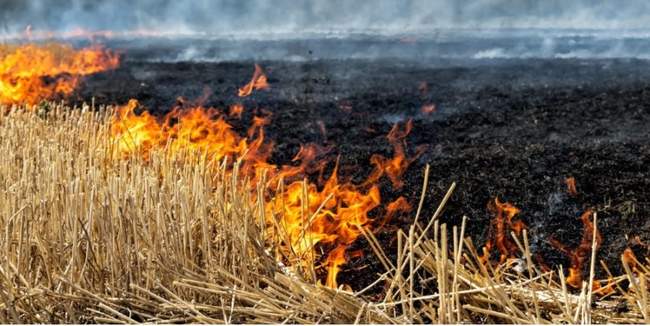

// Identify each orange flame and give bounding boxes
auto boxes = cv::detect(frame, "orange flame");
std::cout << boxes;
[267,166,382,287]
[565,177,577,196]
[112,99,272,178]
[238,64,269,97]
[479,198,525,265]
[0,42,119,105]
[365,119,426,189]
[110,92,418,288]
[592,277,616,296]
[381,197,412,228]
[421,104,436,115]
[623,248,639,272]
[550,209,602,288]
[110,99,162,156]
[229,103,244,119]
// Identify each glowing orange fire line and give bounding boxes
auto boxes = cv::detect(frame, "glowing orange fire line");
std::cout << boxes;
[110,90,420,288]
[0,42,119,105]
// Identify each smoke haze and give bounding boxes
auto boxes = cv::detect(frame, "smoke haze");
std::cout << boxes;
[4,1,650,61]
[2,0,650,35]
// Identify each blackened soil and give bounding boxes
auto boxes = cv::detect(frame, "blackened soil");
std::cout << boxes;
[78,56,650,290]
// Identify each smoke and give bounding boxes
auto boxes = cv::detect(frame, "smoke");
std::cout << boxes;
[4,1,650,61]
[2,0,650,36]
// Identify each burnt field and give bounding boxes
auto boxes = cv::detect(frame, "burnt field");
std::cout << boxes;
[78,51,650,288]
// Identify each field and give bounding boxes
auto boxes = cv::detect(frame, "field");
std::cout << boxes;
[1,39,650,323]
[0,103,647,323]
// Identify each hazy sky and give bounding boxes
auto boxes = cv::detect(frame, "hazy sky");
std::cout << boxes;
[2,0,650,35]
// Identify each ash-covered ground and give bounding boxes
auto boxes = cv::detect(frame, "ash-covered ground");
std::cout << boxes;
[74,36,650,288]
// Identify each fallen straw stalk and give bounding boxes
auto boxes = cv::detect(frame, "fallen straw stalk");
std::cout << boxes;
[0,103,648,323]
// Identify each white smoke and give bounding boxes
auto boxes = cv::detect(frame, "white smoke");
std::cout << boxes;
[4,1,650,61]
[2,0,650,36]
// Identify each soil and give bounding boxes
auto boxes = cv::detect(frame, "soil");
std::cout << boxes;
[74,48,650,291]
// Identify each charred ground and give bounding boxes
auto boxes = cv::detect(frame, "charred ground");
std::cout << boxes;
[76,52,650,289]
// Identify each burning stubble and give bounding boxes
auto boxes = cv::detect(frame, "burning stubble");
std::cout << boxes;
[0,42,118,105]
[110,78,422,288]
[2,33,650,323]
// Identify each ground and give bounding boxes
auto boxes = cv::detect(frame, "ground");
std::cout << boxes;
[76,50,650,289]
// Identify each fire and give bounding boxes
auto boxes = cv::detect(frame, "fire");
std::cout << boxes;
[111,99,271,171]
[623,248,639,272]
[267,167,382,287]
[365,119,426,189]
[550,209,602,288]
[381,197,412,228]
[592,277,616,296]
[479,198,525,265]
[110,99,162,155]
[229,103,244,119]
[166,107,263,163]
[0,42,119,105]
[565,177,577,196]
[238,64,269,97]
[110,90,418,288]
[325,246,348,288]
[421,104,436,115]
